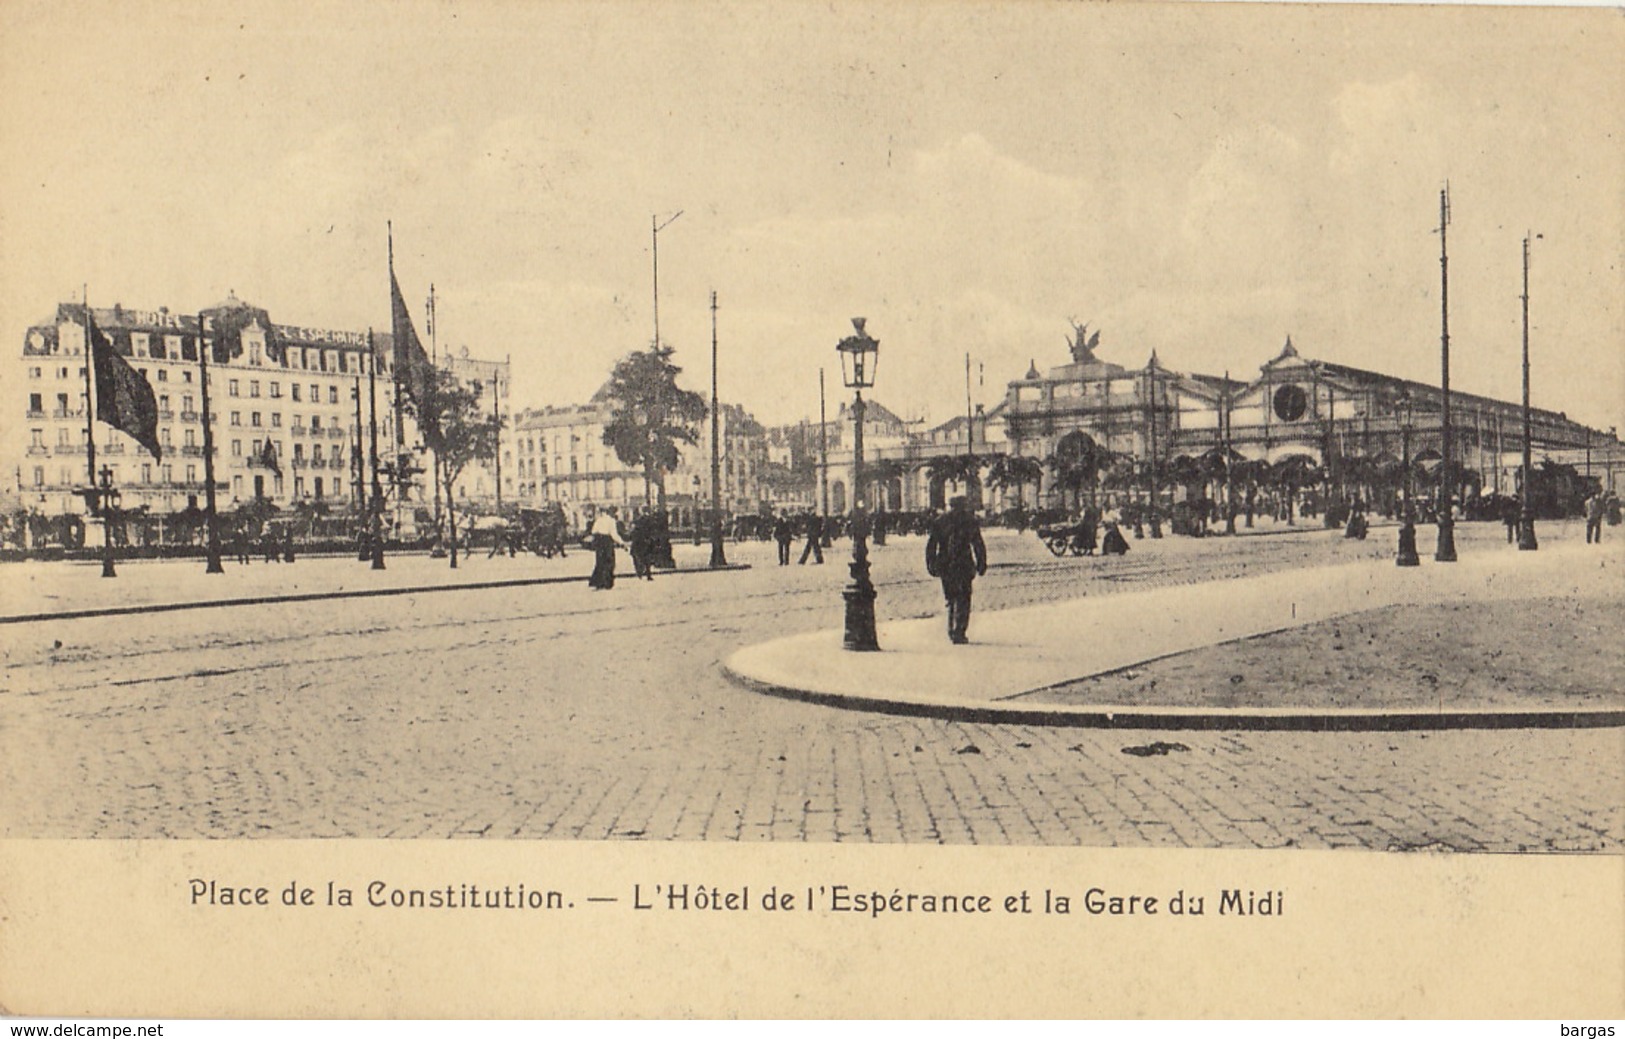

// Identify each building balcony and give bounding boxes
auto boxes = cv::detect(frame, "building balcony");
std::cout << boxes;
[310,458,327,469]
[291,457,308,470]
[26,445,49,456]
[52,408,83,420]
[181,445,204,457]
[103,442,125,454]
[158,409,174,420]
[291,425,308,436]
[180,410,200,422]
[328,428,345,440]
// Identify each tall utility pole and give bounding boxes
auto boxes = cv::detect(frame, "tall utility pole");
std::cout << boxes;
[352,377,364,514]
[965,353,977,508]
[80,287,98,496]
[367,330,385,570]
[196,311,224,573]
[1517,232,1541,551]
[965,353,975,458]
[492,369,503,511]
[1223,370,1236,535]
[1146,355,1162,538]
[1435,186,1458,562]
[709,292,726,567]
[652,211,683,350]
[426,284,444,555]
[1323,380,1336,521]
[819,367,830,544]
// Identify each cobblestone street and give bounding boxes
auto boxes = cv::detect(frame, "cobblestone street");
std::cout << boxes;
[2,523,1619,849]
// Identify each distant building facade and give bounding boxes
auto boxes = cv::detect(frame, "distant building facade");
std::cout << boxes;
[512,386,772,530]
[436,346,513,508]
[9,295,510,522]
[810,324,1621,515]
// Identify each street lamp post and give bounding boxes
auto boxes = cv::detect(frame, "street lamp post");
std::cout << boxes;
[837,318,880,652]
[97,464,119,578]
[1397,392,1420,567]
[1517,231,1541,551]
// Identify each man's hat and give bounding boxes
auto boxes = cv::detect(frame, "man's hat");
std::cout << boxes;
[949,495,968,509]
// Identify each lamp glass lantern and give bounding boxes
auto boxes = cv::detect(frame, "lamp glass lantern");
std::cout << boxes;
[837,317,879,390]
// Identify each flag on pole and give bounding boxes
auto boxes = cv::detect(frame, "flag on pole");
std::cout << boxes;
[390,265,440,449]
[86,308,161,461]
[259,438,282,476]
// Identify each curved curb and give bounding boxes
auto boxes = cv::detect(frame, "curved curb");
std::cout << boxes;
[720,659,1625,731]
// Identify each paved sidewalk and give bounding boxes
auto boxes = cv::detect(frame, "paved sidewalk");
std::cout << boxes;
[0,542,747,623]
[724,539,1624,728]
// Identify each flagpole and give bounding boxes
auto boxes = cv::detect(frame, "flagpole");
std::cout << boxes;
[197,311,224,573]
[80,287,119,577]
[368,329,386,570]
[388,223,407,539]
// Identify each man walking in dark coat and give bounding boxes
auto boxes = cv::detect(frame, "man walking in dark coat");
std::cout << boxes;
[628,509,658,580]
[798,510,824,564]
[773,513,796,565]
[925,495,987,644]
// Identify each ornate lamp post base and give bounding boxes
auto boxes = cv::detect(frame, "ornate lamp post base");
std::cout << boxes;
[1396,522,1420,567]
[842,546,880,651]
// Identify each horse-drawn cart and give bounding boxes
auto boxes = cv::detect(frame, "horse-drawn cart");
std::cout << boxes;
[1036,518,1098,557]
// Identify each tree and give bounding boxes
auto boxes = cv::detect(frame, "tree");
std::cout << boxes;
[1046,432,1112,510]
[600,345,708,514]
[410,367,503,568]
[985,453,1045,508]
[865,458,912,511]
[1269,453,1321,525]
[1199,445,1245,531]
[1232,458,1271,527]
[924,454,984,508]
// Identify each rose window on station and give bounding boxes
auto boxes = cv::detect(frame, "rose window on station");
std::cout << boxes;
[1273,384,1308,422]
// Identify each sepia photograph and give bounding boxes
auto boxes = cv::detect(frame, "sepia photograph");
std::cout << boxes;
[0,0,1620,1022]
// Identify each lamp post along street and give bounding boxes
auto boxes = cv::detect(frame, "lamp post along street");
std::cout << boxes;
[1518,232,1540,551]
[97,465,118,578]
[838,318,880,652]
[1397,392,1420,566]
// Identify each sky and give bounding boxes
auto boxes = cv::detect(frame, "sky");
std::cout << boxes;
[1,0,1620,434]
